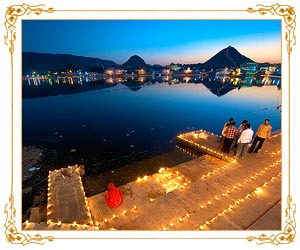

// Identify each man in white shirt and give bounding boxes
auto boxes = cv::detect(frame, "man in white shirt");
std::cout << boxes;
[235,123,254,159]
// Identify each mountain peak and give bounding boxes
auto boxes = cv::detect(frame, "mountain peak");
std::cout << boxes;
[226,46,239,52]
[131,55,142,58]
[122,55,147,69]
[204,46,254,68]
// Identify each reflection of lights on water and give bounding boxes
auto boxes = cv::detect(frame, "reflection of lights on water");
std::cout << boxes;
[106,78,114,84]
[262,77,271,85]
[138,77,145,82]
[183,77,191,83]
[163,76,170,82]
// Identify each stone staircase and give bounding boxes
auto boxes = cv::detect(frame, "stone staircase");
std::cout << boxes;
[23,133,281,231]
[87,134,281,230]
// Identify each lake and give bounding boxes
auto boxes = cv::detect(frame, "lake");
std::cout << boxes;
[22,76,281,171]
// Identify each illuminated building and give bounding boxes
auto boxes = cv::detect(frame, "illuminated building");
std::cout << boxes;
[170,65,181,71]
[184,67,192,74]
[163,69,171,75]
[115,69,124,75]
[240,62,257,75]
[136,69,145,75]
[105,69,114,76]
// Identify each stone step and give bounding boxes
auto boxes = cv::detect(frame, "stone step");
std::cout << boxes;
[198,175,281,230]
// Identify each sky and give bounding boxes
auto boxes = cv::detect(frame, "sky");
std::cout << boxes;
[22,20,281,65]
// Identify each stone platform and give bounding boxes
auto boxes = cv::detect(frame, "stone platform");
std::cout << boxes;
[46,165,93,225]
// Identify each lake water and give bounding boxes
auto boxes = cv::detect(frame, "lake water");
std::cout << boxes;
[22,77,281,171]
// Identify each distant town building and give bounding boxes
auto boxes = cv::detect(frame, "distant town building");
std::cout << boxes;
[104,68,124,76]
[169,65,181,71]
[257,65,280,76]
[184,67,193,74]
[268,66,277,74]
[259,66,268,71]
[215,67,230,76]
[240,62,257,75]
[105,69,114,75]
[136,69,145,75]
[115,69,124,75]
[163,69,171,75]
[273,67,281,76]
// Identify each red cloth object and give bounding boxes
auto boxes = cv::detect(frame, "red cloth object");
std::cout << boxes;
[104,183,123,208]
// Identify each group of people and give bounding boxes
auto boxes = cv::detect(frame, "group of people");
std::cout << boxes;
[218,118,272,159]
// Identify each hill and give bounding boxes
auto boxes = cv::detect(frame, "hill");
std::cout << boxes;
[203,46,254,68]
[22,52,118,74]
[122,55,148,69]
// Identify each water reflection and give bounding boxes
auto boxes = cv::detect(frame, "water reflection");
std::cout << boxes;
[22,75,281,99]
[23,78,281,172]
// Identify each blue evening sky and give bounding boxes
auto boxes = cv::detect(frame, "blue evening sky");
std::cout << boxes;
[22,20,281,65]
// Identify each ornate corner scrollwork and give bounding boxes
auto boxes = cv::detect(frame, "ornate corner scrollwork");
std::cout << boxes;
[4,195,54,245]
[247,3,296,246]
[4,3,54,245]
[4,3,54,54]
[247,195,296,245]
[248,3,296,55]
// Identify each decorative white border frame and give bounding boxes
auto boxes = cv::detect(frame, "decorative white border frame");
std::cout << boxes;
[0,1,297,248]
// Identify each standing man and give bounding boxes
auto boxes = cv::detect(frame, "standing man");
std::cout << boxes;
[221,121,238,154]
[233,119,248,151]
[248,119,272,154]
[224,118,234,128]
[237,120,248,134]
[235,123,254,158]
